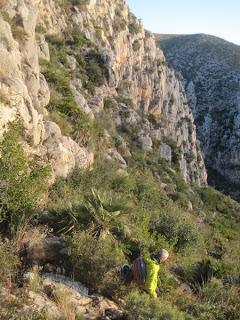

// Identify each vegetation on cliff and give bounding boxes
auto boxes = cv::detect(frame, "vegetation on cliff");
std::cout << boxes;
[0,1,239,319]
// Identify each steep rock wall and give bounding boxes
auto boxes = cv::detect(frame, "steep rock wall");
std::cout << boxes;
[0,0,207,185]
[157,34,240,196]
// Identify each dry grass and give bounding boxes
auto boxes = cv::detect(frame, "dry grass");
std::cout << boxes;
[14,225,48,253]
[28,265,42,292]
[54,286,76,320]
[53,285,76,320]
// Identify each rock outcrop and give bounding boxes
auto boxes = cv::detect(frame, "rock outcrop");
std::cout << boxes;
[1,273,125,319]
[0,0,93,180]
[0,0,207,184]
[157,33,240,197]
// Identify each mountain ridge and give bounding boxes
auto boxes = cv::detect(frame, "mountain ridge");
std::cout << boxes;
[156,32,240,198]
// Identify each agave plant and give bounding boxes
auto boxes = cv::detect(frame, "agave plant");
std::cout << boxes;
[47,203,81,235]
[83,189,129,238]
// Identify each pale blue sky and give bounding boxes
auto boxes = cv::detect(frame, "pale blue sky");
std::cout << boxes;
[125,0,240,45]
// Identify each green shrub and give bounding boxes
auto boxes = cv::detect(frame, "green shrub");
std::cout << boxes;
[182,282,240,320]
[103,97,117,110]
[133,172,169,210]
[0,121,49,232]
[69,231,125,289]
[163,137,181,167]
[113,9,127,32]
[132,40,141,51]
[198,187,240,221]
[169,192,190,210]
[35,24,46,34]
[49,111,72,136]
[116,96,134,108]
[200,278,224,304]
[125,291,192,320]
[46,35,68,65]
[71,0,90,6]
[11,25,27,42]
[157,265,179,295]
[150,210,199,252]
[128,22,142,34]
[41,61,71,99]
[85,51,107,86]
[2,11,11,24]
[82,189,128,238]
[186,258,224,291]
[66,29,93,48]
[128,210,158,257]
[86,60,105,86]
[0,302,47,320]
[0,239,19,287]
[42,56,100,145]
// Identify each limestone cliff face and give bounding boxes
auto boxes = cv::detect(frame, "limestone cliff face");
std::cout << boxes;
[0,0,207,185]
[157,34,240,197]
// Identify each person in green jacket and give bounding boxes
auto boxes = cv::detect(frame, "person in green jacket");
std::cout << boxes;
[144,248,169,298]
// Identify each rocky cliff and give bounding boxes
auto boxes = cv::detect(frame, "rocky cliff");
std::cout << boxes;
[156,33,240,197]
[0,0,207,184]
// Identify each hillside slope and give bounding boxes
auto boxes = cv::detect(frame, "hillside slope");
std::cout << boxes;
[0,2,239,320]
[156,33,240,198]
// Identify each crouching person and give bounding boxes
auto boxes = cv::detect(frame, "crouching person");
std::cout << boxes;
[118,248,169,298]
[143,249,169,298]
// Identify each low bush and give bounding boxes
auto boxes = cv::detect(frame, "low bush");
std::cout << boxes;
[125,291,192,320]
[0,300,47,320]
[103,97,117,110]
[169,192,190,210]
[11,25,27,42]
[132,40,141,51]
[82,189,129,238]
[150,209,199,252]
[181,281,240,320]
[116,96,134,108]
[113,9,127,32]
[0,239,19,287]
[128,22,142,34]
[66,29,93,48]
[49,111,72,136]
[68,231,126,289]
[85,50,108,86]
[133,172,169,210]
[0,121,49,232]
[198,187,240,221]
[200,277,225,304]
[71,0,90,6]
[185,258,227,291]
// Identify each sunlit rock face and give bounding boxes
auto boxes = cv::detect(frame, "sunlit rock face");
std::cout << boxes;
[0,0,207,184]
[158,33,240,197]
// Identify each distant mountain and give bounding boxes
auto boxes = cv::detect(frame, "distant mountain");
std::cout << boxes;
[156,33,240,198]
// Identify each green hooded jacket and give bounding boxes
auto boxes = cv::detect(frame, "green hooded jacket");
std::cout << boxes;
[143,255,160,298]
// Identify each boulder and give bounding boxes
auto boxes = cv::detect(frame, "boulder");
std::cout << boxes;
[43,121,93,179]
[26,236,69,266]
[159,143,172,161]
[139,135,152,151]
[105,148,127,168]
